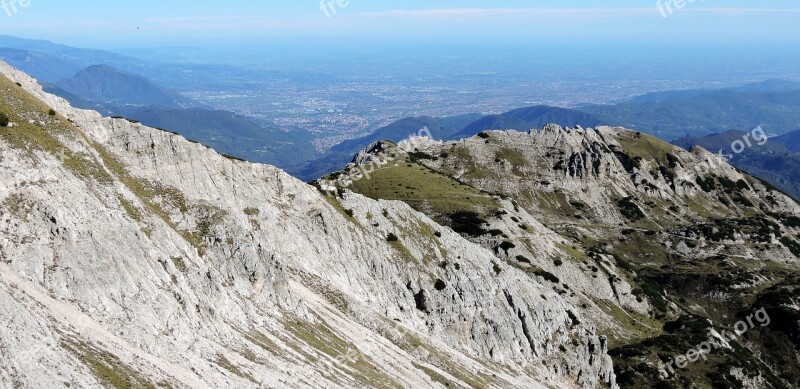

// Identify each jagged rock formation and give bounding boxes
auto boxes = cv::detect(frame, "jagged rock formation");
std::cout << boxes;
[325,126,800,387]
[0,62,618,388]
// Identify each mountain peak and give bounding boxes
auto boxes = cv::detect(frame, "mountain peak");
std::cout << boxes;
[55,64,199,109]
[0,60,617,388]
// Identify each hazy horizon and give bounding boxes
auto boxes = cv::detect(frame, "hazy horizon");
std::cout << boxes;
[1,1,799,48]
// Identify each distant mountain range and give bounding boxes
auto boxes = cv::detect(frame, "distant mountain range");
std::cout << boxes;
[0,35,147,82]
[628,79,800,103]
[4,34,800,194]
[0,47,83,83]
[582,86,800,140]
[298,83,800,182]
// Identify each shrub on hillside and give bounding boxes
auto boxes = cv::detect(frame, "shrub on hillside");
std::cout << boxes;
[0,113,9,127]
[447,211,489,236]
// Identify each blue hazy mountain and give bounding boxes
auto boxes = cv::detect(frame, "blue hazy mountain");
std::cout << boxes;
[580,89,800,140]
[56,65,201,108]
[38,65,317,170]
[0,35,148,77]
[629,79,800,103]
[0,48,83,82]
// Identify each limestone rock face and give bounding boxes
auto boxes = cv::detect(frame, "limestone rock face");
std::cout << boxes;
[0,61,617,388]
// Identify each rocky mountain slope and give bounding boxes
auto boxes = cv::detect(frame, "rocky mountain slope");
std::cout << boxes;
[673,129,800,200]
[322,126,800,387]
[0,62,617,388]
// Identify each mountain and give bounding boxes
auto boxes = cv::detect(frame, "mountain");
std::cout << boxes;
[302,84,800,182]
[295,114,481,181]
[55,65,200,108]
[36,65,317,171]
[0,61,618,388]
[119,106,317,167]
[581,89,800,140]
[0,35,148,77]
[331,114,482,154]
[673,129,800,199]
[0,48,83,83]
[450,105,606,139]
[298,106,606,182]
[774,129,800,152]
[429,81,800,146]
[321,125,800,388]
[628,79,800,104]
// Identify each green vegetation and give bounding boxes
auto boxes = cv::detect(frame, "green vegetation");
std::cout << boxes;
[566,310,580,327]
[0,112,8,127]
[781,236,800,256]
[283,317,401,388]
[533,268,560,283]
[170,256,188,273]
[499,240,516,254]
[346,160,499,227]
[1,193,32,218]
[215,354,257,383]
[0,80,113,186]
[617,197,645,221]
[118,195,143,223]
[61,339,155,389]
[492,262,502,275]
[1,74,233,258]
[695,175,717,192]
[220,153,246,162]
[617,131,676,166]
[447,211,489,237]
[408,151,438,162]
[412,363,452,388]
[495,147,527,169]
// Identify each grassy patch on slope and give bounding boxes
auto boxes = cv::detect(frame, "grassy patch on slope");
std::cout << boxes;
[616,131,678,167]
[347,159,499,222]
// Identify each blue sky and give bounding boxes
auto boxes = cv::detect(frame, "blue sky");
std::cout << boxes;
[1,0,799,48]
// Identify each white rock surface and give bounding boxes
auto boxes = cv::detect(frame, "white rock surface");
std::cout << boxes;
[0,61,617,388]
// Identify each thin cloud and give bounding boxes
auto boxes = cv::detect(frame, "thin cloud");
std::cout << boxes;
[684,8,800,16]
[359,7,800,18]
[361,8,652,18]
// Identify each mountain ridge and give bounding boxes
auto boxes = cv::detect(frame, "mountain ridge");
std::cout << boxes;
[321,124,800,388]
[0,60,616,388]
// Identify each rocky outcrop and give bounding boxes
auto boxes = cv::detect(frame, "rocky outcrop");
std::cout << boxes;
[0,61,616,388]
[335,125,800,387]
